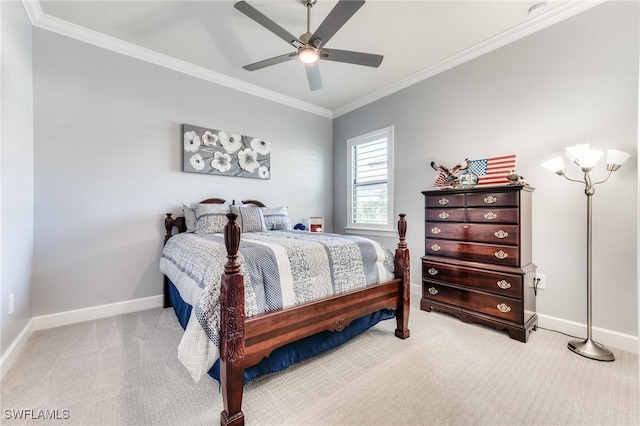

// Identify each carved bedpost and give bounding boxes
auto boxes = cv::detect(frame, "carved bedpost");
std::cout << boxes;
[220,213,246,426]
[394,214,410,339]
[164,214,175,308]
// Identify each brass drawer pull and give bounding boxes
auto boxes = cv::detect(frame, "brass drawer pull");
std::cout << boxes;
[438,211,450,219]
[494,250,508,259]
[484,211,497,220]
[431,226,441,235]
[428,268,438,276]
[497,303,511,313]
[438,197,449,205]
[497,280,511,289]
[431,243,441,252]
[428,287,439,295]
[484,195,498,204]
[494,230,509,239]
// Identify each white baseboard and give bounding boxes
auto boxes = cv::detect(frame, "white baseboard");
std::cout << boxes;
[537,313,638,354]
[0,295,164,381]
[33,295,164,330]
[0,318,35,381]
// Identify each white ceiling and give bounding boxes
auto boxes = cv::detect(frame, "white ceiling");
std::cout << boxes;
[31,0,603,117]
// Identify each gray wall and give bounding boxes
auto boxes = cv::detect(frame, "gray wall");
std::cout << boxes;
[333,1,639,336]
[1,1,34,355]
[32,30,332,316]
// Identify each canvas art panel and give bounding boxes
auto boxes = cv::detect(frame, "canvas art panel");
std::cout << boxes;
[182,123,271,180]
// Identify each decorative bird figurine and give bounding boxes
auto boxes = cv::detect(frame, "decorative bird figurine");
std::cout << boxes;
[430,158,469,176]
[431,158,470,187]
[506,170,529,186]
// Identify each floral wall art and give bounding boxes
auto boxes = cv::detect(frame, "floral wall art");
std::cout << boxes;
[182,124,271,179]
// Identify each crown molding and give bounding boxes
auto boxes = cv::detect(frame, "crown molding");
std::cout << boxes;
[22,0,605,120]
[333,0,607,118]
[21,0,42,25]
[22,0,333,119]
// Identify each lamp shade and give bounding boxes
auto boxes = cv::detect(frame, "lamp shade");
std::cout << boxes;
[564,143,590,165]
[565,144,603,171]
[606,149,631,171]
[542,156,565,175]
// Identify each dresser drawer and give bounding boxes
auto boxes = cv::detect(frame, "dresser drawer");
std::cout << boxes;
[467,191,519,207]
[426,222,519,245]
[425,194,465,208]
[422,261,522,298]
[425,208,466,222]
[466,208,519,224]
[425,239,520,267]
[422,283,522,322]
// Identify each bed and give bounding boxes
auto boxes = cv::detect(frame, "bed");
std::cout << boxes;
[161,198,410,426]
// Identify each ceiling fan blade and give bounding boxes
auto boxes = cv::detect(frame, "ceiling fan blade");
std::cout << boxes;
[309,0,365,48]
[322,48,383,67]
[243,52,297,71]
[234,1,301,48]
[305,63,323,91]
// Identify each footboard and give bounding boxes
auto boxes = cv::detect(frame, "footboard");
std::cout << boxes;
[219,214,410,426]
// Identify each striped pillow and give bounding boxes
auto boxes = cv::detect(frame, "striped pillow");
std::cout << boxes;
[194,204,231,234]
[230,205,267,233]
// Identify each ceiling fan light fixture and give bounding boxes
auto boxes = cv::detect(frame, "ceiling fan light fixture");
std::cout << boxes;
[298,46,319,64]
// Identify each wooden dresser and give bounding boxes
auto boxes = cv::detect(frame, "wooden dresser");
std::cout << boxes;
[421,185,537,342]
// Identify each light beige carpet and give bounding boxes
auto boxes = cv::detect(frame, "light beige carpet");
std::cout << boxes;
[1,293,638,425]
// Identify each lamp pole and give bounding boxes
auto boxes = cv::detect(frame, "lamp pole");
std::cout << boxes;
[565,172,614,361]
[543,145,630,361]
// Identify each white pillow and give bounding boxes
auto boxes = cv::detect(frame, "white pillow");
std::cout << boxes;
[194,204,231,234]
[183,203,198,233]
[263,206,291,230]
[230,205,267,232]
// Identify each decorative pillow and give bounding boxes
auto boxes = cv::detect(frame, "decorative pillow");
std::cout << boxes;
[230,205,267,233]
[263,206,291,230]
[194,204,231,234]
[183,203,198,233]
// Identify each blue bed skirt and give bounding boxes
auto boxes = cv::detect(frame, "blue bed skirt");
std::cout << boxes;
[168,281,395,384]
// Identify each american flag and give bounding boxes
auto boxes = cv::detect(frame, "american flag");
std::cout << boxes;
[433,172,449,187]
[467,155,516,186]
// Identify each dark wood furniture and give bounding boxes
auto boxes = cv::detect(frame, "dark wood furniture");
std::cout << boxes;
[163,199,410,426]
[420,185,536,342]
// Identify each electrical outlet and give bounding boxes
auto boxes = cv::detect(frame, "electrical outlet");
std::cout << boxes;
[531,273,546,290]
[8,293,15,315]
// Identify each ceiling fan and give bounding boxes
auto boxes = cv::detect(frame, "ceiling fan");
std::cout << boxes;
[234,0,383,91]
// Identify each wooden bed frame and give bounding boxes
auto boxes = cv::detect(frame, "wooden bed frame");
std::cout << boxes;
[163,199,410,426]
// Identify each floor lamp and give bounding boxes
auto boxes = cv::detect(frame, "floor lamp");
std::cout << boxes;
[542,144,631,362]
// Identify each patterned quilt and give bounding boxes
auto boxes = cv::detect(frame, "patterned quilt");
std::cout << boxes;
[159,230,395,381]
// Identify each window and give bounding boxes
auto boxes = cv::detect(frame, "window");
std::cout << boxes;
[346,126,394,234]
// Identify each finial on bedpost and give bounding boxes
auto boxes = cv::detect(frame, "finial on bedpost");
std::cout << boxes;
[164,213,174,246]
[397,213,407,249]
[224,213,241,275]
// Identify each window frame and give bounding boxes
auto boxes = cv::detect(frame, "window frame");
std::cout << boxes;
[345,125,395,237]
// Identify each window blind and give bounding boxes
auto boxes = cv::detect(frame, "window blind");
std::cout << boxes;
[351,138,388,225]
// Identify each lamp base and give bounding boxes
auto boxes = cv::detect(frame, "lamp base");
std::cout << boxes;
[568,338,615,361]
